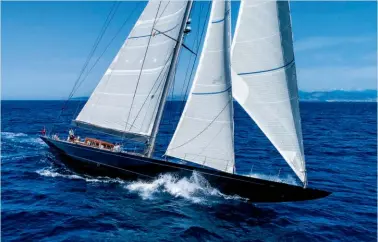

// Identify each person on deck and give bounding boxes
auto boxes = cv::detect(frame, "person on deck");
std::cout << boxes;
[41,127,46,136]
[113,143,121,152]
[68,129,75,142]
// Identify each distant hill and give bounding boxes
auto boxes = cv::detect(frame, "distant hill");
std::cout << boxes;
[171,90,376,102]
[299,90,376,102]
[71,90,377,102]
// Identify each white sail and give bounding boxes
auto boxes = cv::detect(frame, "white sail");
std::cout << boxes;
[74,1,188,140]
[231,0,307,184]
[166,0,234,173]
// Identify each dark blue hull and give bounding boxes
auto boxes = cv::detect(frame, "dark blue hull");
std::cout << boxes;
[41,136,331,203]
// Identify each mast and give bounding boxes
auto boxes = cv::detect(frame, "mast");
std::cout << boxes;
[72,1,189,141]
[147,0,193,158]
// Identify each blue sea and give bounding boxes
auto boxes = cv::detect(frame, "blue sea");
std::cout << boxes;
[2,101,376,241]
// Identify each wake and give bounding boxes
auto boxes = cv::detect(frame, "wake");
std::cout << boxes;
[36,166,246,203]
[36,167,125,184]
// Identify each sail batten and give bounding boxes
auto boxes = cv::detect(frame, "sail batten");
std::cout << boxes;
[166,0,235,173]
[231,0,307,185]
[75,0,188,139]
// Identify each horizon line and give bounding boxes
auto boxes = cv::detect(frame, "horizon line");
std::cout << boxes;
[2,89,377,101]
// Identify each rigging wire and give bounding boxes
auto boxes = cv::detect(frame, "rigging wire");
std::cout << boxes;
[131,1,209,148]
[152,1,202,146]
[165,43,184,132]
[166,1,234,159]
[124,1,163,133]
[153,1,199,130]
[65,2,120,102]
[153,1,199,142]
[178,1,211,113]
[167,100,232,151]
[50,2,120,133]
[127,51,174,131]
[177,2,204,104]
[125,1,173,133]
[71,2,144,120]
[69,2,121,97]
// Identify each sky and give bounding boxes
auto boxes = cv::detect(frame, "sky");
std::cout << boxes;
[1,1,377,100]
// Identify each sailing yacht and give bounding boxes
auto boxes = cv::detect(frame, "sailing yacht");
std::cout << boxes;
[41,0,331,202]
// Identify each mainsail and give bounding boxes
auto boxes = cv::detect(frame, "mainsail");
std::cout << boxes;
[74,1,188,141]
[231,0,307,184]
[166,0,235,173]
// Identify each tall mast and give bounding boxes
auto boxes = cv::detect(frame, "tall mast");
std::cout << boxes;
[147,0,193,158]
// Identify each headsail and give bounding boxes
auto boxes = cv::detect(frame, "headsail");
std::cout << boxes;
[231,0,307,185]
[166,0,235,173]
[74,1,188,141]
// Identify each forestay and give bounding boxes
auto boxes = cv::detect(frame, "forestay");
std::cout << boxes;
[166,0,235,173]
[74,1,188,141]
[231,0,307,184]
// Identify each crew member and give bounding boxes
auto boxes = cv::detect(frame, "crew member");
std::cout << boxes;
[68,129,75,142]
[41,127,46,136]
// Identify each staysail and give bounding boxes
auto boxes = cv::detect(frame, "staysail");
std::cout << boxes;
[231,0,307,184]
[74,1,188,141]
[166,0,235,173]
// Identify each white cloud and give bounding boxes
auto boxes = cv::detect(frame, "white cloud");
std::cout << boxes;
[294,35,377,90]
[295,36,374,52]
[297,65,377,91]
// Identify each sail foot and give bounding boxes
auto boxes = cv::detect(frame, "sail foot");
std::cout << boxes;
[72,120,149,142]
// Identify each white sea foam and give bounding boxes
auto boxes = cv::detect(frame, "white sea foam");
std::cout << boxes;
[37,167,245,203]
[2,153,41,161]
[36,167,125,184]
[125,172,246,203]
[1,132,28,138]
[2,132,46,147]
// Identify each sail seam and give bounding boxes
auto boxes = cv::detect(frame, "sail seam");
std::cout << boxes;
[136,5,185,25]
[167,100,231,151]
[211,8,230,23]
[184,116,232,123]
[124,1,163,134]
[72,120,149,141]
[237,59,294,76]
[192,86,231,95]
[97,92,156,96]
[124,39,172,48]
[234,24,291,44]
[212,18,224,23]
[106,66,166,74]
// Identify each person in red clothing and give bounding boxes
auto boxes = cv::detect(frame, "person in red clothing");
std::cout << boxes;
[41,127,46,136]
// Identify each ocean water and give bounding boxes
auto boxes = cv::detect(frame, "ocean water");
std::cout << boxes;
[1,101,376,241]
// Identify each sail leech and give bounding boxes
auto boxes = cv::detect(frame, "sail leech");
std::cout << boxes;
[74,1,188,140]
[231,0,307,184]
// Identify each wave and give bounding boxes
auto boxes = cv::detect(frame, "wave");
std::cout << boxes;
[2,132,28,138]
[125,172,245,203]
[36,167,125,184]
[2,132,46,147]
[2,153,41,161]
